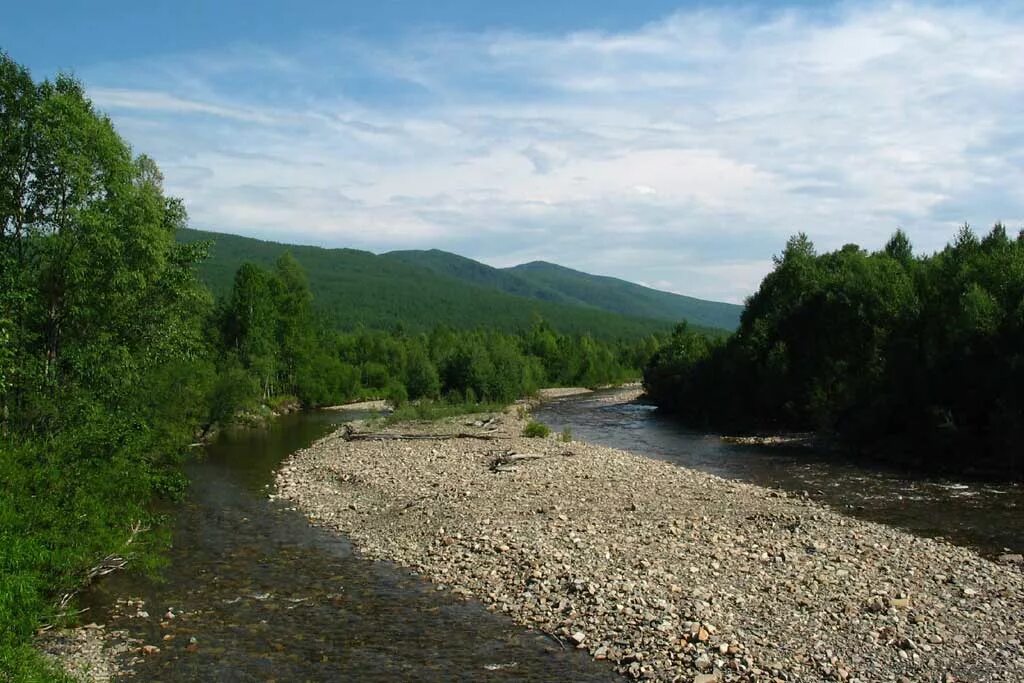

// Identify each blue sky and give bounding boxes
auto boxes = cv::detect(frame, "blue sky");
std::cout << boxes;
[4,1,1023,303]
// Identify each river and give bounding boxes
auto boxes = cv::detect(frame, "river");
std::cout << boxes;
[534,391,1024,557]
[81,410,616,682]
[80,393,1022,680]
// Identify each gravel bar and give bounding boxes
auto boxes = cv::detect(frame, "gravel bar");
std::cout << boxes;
[275,395,1024,683]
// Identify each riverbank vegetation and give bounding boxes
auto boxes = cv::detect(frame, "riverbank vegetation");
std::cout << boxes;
[213,256,658,412]
[0,56,211,679]
[645,227,1024,478]
[0,54,656,677]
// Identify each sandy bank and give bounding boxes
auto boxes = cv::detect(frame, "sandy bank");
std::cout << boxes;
[323,399,391,412]
[537,387,595,399]
[275,392,1024,682]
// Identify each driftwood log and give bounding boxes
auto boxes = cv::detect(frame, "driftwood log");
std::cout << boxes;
[489,450,544,473]
[340,424,498,442]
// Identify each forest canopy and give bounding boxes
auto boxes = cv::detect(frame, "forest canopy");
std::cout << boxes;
[644,226,1024,478]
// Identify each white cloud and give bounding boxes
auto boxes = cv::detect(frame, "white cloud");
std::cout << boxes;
[79,2,1024,303]
[90,88,278,123]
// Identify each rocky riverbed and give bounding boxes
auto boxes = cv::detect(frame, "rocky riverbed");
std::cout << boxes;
[275,395,1024,683]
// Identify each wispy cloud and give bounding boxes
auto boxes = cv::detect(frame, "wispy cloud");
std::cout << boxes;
[77,2,1024,303]
[90,87,277,123]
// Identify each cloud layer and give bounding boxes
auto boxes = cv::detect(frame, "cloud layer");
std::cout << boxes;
[81,3,1024,303]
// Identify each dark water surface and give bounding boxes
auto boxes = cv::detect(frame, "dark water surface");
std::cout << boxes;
[535,392,1024,557]
[84,411,616,682]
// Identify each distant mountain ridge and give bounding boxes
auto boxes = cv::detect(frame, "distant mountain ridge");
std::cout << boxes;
[384,250,742,330]
[178,228,738,338]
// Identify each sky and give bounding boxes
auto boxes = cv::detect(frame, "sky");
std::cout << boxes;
[3,1,1023,303]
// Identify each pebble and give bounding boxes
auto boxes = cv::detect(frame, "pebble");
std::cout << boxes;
[271,392,1024,683]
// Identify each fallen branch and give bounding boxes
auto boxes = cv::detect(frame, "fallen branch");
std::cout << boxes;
[489,450,545,473]
[547,631,567,650]
[341,424,498,442]
[40,520,147,632]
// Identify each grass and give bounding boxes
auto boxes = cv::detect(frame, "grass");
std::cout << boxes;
[0,643,73,682]
[522,421,551,438]
[0,419,172,683]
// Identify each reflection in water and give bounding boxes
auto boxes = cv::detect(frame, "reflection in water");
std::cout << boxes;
[84,411,616,682]
[535,393,1023,557]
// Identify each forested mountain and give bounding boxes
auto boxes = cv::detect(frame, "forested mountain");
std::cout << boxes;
[384,249,742,330]
[383,249,568,302]
[178,228,695,339]
[509,261,742,330]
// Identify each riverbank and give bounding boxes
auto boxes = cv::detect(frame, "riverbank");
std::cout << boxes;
[275,390,1024,682]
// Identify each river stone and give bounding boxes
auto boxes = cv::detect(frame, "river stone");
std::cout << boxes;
[271,390,1024,683]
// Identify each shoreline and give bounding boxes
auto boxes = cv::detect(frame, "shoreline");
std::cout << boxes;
[275,388,1024,682]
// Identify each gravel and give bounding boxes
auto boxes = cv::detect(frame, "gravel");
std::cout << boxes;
[37,598,152,681]
[275,394,1024,683]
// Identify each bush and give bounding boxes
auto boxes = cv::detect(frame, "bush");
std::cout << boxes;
[384,381,409,408]
[522,421,551,438]
[560,427,573,442]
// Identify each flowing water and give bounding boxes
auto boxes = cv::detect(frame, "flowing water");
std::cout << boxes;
[535,392,1024,557]
[81,394,1022,680]
[83,410,616,682]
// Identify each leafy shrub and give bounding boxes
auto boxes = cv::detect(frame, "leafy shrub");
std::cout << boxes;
[522,421,551,438]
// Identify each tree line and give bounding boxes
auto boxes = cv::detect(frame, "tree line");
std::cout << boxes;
[213,254,658,414]
[0,55,215,678]
[0,54,653,677]
[645,226,1024,478]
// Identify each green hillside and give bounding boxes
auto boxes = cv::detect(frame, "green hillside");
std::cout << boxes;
[384,249,570,303]
[384,249,742,330]
[178,229,676,339]
[509,261,742,330]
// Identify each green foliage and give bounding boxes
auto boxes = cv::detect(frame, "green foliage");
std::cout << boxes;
[384,249,743,330]
[645,224,1024,477]
[208,251,654,418]
[522,421,551,438]
[560,427,573,443]
[178,228,695,340]
[0,54,208,672]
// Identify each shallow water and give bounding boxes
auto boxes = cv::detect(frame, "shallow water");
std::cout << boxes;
[535,392,1024,557]
[83,411,616,682]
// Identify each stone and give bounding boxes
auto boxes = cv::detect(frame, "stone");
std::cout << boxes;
[141,645,160,656]
[890,596,911,610]
[269,388,1024,683]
